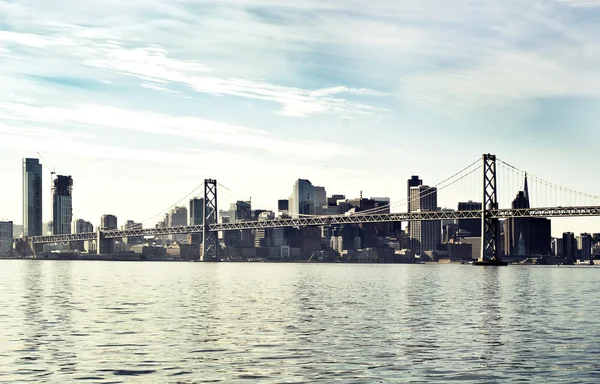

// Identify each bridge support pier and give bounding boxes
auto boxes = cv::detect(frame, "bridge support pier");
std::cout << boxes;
[202,179,219,262]
[97,231,113,255]
[477,154,506,266]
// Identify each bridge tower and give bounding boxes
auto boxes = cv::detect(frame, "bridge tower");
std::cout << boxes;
[201,179,219,261]
[479,154,503,263]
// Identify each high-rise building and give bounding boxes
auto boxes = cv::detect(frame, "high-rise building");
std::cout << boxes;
[100,214,118,230]
[72,219,94,234]
[578,233,592,260]
[52,175,73,235]
[230,201,251,222]
[457,201,482,237]
[0,221,13,254]
[277,199,289,214]
[504,175,531,256]
[562,232,577,261]
[22,158,43,237]
[313,186,327,215]
[167,206,188,242]
[407,176,423,213]
[409,185,440,255]
[503,174,551,257]
[529,218,551,256]
[289,179,314,218]
[190,198,204,226]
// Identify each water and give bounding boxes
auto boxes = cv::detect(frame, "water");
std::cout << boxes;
[0,261,599,383]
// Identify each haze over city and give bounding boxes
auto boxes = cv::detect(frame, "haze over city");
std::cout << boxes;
[2,0,600,237]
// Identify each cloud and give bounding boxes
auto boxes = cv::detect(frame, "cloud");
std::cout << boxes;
[0,101,363,160]
[554,0,600,7]
[0,27,388,118]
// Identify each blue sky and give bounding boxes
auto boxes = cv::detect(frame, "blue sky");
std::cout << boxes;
[1,0,600,235]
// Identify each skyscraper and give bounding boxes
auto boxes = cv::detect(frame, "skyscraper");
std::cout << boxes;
[22,158,43,237]
[503,174,550,257]
[562,232,577,261]
[407,176,423,213]
[409,185,440,255]
[190,198,204,225]
[52,175,73,235]
[289,179,315,218]
[457,201,482,237]
[313,186,327,215]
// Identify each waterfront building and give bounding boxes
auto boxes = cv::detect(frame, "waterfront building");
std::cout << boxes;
[22,158,43,237]
[577,233,592,260]
[409,185,440,255]
[0,221,13,254]
[562,232,577,261]
[52,175,73,235]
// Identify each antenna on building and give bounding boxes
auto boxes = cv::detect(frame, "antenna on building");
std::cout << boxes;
[360,190,363,199]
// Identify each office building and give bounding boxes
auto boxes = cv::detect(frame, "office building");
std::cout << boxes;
[407,176,422,212]
[22,158,43,237]
[230,201,252,222]
[503,175,551,256]
[230,201,252,247]
[72,219,94,234]
[458,201,482,237]
[562,232,577,261]
[529,218,551,256]
[0,221,13,254]
[289,179,314,218]
[409,185,440,255]
[313,186,327,215]
[578,233,592,260]
[52,175,73,235]
[277,199,289,214]
[100,214,118,230]
[190,198,204,226]
[504,175,531,256]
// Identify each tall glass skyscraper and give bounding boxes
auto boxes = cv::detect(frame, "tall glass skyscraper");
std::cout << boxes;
[22,158,43,237]
[52,175,73,235]
[289,179,314,218]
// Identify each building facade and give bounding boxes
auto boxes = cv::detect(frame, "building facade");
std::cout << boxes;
[289,179,314,218]
[189,198,204,226]
[100,214,118,230]
[457,201,482,237]
[0,221,13,254]
[22,158,43,237]
[72,219,94,234]
[52,175,73,235]
[409,185,440,255]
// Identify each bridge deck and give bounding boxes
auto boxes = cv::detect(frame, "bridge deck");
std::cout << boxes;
[28,206,600,244]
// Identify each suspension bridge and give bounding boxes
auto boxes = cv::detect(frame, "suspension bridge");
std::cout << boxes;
[23,154,600,264]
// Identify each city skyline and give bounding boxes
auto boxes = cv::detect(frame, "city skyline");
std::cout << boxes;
[2,1,600,235]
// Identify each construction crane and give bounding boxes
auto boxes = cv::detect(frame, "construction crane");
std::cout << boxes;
[37,151,56,195]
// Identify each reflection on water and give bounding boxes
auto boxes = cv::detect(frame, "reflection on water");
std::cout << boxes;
[1,261,600,382]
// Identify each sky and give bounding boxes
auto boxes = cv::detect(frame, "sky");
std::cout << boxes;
[1,0,600,236]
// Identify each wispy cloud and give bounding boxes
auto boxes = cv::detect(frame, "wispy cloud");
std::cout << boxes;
[554,0,600,7]
[0,101,363,159]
